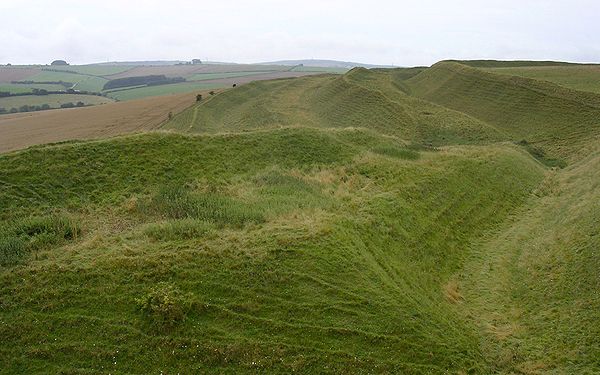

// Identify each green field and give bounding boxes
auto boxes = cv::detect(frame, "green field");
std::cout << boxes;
[290,65,349,74]
[0,94,113,110]
[188,71,271,81]
[1,61,599,374]
[28,71,108,92]
[0,83,67,94]
[45,64,136,76]
[485,65,600,94]
[105,81,224,101]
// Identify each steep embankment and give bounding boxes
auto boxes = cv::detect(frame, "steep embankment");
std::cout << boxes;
[461,146,600,373]
[406,62,600,162]
[0,128,544,374]
[165,68,505,146]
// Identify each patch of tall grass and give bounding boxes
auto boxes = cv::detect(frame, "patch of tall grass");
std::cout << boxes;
[0,215,80,266]
[139,185,264,227]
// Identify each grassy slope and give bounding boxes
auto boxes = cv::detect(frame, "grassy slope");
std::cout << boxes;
[165,69,505,147]
[462,146,600,373]
[448,60,593,68]
[0,128,544,374]
[485,65,600,94]
[406,62,600,162]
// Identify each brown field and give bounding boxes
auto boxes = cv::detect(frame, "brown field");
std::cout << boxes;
[104,64,290,79]
[0,67,39,83]
[0,92,199,154]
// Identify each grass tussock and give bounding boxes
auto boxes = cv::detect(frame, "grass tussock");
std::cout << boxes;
[0,215,80,266]
[144,219,215,241]
[139,184,265,227]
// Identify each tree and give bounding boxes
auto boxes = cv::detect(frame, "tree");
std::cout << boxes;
[168,111,173,120]
[19,105,31,112]
[232,84,237,88]
[196,94,202,102]
[76,101,85,107]
[41,104,51,110]
[60,102,75,108]
[51,60,69,66]
[192,59,202,64]
[0,107,6,114]
[10,108,18,113]
[209,91,215,96]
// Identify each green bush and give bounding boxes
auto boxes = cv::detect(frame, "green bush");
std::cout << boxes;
[136,283,189,328]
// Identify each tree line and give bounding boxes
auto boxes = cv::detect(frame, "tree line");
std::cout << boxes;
[0,101,87,115]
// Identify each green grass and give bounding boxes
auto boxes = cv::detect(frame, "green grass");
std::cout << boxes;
[165,70,505,146]
[0,94,113,110]
[406,61,600,161]
[462,147,600,373]
[289,66,349,74]
[1,60,599,374]
[28,71,108,92]
[188,71,273,81]
[0,216,80,266]
[485,65,600,94]
[447,59,592,68]
[105,81,224,101]
[0,127,546,373]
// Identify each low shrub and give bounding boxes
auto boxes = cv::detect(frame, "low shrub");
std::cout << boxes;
[136,283,190,329]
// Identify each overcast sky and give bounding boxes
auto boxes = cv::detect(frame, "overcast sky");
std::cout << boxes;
[1,0,598,66]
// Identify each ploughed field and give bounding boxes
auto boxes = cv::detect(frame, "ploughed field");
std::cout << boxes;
[0,60,599,374]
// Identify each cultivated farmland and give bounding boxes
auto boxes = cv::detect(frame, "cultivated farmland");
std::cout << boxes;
[0,92,196,153]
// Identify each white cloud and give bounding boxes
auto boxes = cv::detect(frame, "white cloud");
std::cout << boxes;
[0,0,598,65]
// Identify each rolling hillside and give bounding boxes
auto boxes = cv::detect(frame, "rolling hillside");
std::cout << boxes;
[1,60,599,374]
[165,68,505,146]
[405,61,600,162]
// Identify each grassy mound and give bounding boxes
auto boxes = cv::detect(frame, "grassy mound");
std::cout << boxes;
[164,69,505,147]
[0,129,544,373]
[406,62,600,162]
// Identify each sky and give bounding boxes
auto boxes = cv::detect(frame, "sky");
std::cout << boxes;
[1,0,599,66]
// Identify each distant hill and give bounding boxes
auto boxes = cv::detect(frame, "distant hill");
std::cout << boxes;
[94,61,188,66]
[261,59,394,69]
